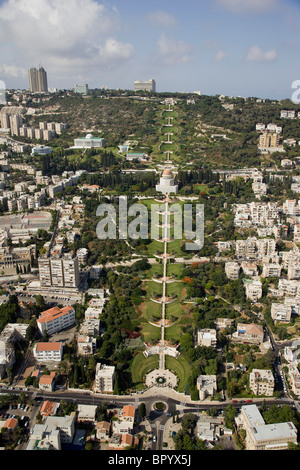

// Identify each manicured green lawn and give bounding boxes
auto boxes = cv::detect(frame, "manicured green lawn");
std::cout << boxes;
[131,353,159,386]
[147,240,165,257]
[164,323,181,342]
[166,281,184,299]
[145,280,163,298]
[167,263,184,279]
[167,239,186,256]
[140,322,161,342]
[145,263,163,279]
[140,299,162,322]
[165,354,192,393]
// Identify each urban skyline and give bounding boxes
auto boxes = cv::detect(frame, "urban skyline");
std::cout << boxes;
[0,0,299,99]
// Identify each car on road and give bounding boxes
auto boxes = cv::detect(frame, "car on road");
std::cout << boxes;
[153,436,156,442]
[246,400,253,403]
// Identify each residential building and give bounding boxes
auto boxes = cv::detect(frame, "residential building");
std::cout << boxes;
[37,306,76,336]
[249,369,274,396]
[196,329,217,348]
[235,404,297,450]
[244,277,262,302]
[271,303,292,323]
[197,375,217,400]
[77,335,96,356]
[109,433,139,450]
[241,262,258,277]
[112,407,136,435]
[283,340,300,365]
[96,421,111,442]
[77,405,97,423]
[39,371,56,392]
[94,364,115,393]
[262,263,282,278]
[288,263,300,280]
[38,253,80,289]
[26,413,76,450]
[281,110,296,119]
[33,342,63,362]
[258,131,282,152]
[77,247,88,266]
[9,114,23,136]
[232,323,264,345]
[0,324,28,379]
[288,365,300,397]
[225,261,240,280]
[40,400,59,418]
[29,67,48,93]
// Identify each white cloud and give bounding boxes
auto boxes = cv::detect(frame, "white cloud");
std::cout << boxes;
[0,0,135,85]
[157,33,193,65]
[215,0,278,14]
[98,39,134,62]
[245,45,277,62]
[215,49,227,61]
[0,64,27,78]
[147,10,178,28]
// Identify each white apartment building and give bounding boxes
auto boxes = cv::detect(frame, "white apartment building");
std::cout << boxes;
[288,263,300,280]
[235,237,276,260]
[197,375,217,400]
[112,407,136,436]
[225,261,240,280]
[38,253,80,288]
[77,405,97,422]
[196,329,217,348]
[244,277,262,302]
[37,306,76,336]
[33,342,63,362]
[27,414,76,450]
[241,262,258,277]
[284,296,300,315]
[252,182,267,198]
[283,340,300,364]
[249,369,274,396]
[235,238,257,258]
[262,263,282,278]
[235,404,297,450]
[277,279,300,297]
[283,199,300,216]
[280,110,296,118]
[94,364,115,393]
[77,335,96,356]
[288,365,300,397]
[271,303,292,323]
[293,224,300,243]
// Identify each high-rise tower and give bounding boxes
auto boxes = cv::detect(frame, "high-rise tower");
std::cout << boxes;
[28,66,48,93]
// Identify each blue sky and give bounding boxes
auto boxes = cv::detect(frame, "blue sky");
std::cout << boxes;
[0,0,299,99]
